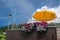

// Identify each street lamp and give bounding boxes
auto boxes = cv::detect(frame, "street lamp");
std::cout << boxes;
[8,14,12,30]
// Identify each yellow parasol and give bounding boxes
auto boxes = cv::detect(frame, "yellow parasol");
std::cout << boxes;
[32,10,56,21]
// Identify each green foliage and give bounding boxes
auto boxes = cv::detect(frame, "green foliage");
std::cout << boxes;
[0,34,6,40]
[48,22,55,26]
[18,24,23,28]
[0,26,7,33]
[0,25,12,33]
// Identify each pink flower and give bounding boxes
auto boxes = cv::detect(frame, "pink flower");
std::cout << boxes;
[40,21,48,27]
[23,23,32,29]
[33,22,41,25]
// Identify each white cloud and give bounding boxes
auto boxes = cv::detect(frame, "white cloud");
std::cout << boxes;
[41,6,48,9]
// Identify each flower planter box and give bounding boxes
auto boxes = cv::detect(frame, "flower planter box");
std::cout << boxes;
[6,27,57,40]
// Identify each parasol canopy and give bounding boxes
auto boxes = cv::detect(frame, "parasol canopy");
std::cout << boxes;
[32,10,57,21]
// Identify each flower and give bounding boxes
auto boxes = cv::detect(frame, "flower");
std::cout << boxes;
[40,21,48,27]
[23,23,32,29]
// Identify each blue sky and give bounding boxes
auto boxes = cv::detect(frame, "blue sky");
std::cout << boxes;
[0,0,60,27]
